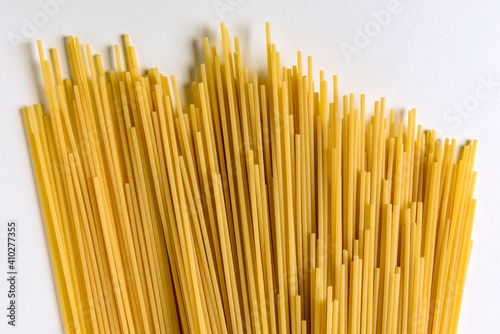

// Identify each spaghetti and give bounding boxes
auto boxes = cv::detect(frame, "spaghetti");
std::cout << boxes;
[23,23,477,334]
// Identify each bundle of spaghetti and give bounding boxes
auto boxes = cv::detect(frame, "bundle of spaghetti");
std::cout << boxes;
[23,23,477,334]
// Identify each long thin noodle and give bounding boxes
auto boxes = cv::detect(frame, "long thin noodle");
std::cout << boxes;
[23,23,477,334]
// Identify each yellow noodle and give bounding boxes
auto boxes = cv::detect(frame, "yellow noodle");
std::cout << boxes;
[23,24,478,334]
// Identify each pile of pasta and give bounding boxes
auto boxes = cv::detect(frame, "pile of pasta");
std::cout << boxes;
[23,23,477,334]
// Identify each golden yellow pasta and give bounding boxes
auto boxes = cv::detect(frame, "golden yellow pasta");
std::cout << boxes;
[23,23,477,334]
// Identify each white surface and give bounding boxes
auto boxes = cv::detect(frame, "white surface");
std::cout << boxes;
[1,0,499,333]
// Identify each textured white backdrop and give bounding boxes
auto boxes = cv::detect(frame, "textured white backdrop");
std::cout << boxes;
[1,0,499,333]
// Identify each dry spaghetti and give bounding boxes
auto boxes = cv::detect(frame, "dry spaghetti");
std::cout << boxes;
[23,23,477,334]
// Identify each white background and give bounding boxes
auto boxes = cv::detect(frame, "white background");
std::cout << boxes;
[1,0,499,333]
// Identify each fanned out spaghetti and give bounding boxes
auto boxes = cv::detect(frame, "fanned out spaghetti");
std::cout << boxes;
[23,23,477,334]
